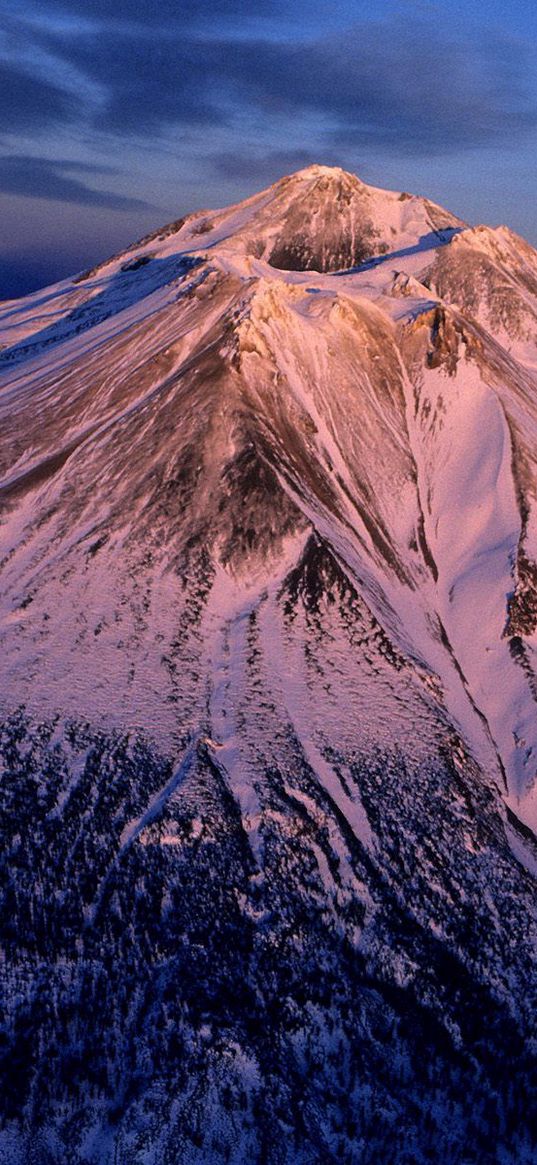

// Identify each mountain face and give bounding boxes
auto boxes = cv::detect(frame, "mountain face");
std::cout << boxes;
[2,163,537,1163]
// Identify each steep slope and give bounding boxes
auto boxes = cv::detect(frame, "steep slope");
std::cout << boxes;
[2,165,537,1164]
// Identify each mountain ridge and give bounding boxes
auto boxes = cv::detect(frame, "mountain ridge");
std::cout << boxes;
[2,166,537,811]
[2,165,537,1164]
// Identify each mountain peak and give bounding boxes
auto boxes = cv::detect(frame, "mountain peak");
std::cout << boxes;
[218,163,462,272]
[3,162,537,1163]
[284,163,358,182]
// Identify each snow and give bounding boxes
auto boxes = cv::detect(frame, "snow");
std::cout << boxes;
[1,163,537,837]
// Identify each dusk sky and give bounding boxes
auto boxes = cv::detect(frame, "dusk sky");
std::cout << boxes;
[1,0,536,298]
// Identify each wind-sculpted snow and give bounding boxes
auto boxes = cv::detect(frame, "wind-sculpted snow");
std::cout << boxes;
[2,164,537,1163]
[0,255,202,370]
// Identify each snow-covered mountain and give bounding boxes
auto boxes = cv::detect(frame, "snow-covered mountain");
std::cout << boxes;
[2,164,537,1164]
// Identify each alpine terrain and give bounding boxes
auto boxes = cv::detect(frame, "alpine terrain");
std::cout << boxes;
[2,164,537,1163]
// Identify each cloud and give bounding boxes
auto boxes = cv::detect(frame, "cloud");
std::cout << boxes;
[33,12,537,154]
[0,60,78,132]
[207,148,341,184]
[223,21,537,155]
[1,7,536,157]
[55,34,228,134]
[11,0,286,27]
[0,155,152,208]
[2,3,535,297]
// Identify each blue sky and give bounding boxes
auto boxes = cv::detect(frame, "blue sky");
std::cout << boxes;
[1,0,536,297]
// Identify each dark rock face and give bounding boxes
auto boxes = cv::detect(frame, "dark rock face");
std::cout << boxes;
[267,225,377,274]
[507,555,537,638]
[265,174,380,272]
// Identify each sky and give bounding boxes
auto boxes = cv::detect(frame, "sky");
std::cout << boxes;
[1,0,536,298]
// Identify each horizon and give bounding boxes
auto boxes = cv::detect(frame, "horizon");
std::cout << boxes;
[1,0,537,298]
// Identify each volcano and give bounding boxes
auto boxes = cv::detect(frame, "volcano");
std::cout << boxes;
[2,164,537,1164]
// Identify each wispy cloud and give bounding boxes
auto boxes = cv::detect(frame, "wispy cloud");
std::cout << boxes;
[0,155,152,208]
[206,149,340,184]
[1,1,536,298]
[0,59,78,132]
[2,7,535,153]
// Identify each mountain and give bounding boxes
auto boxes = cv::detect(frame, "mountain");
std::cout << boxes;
[1,164,537,1164]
